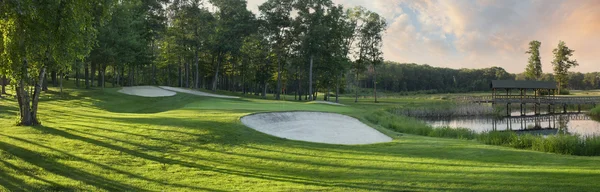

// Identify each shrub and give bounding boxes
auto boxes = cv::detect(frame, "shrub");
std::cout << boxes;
[590,106,600,117]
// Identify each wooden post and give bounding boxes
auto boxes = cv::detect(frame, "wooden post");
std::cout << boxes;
[563,104,567,114]
[507,103,511,117]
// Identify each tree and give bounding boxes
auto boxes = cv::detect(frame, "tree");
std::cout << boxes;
[260,0,293,100]
[210,0,255,92]
[552,41,578,94]
[0,0,110,125]
[525,40,542,80]
[353,7,386,102]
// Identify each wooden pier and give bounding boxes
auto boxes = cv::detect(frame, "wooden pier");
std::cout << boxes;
[456,80,600,116]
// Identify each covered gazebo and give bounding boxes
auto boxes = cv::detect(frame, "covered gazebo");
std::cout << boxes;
[490,80,557,116]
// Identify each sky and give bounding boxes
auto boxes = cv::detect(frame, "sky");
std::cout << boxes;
[246,0,600,73]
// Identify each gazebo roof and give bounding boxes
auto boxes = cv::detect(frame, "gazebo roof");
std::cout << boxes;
[491,80,557,89]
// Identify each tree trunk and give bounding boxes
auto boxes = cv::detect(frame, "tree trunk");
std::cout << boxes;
[0,76,5,96]
[59,72,63,93]
[336,72,341,103]
[179,60,182,87]
[276,54,282,100]
[51,71,57,87]
[129,65,134,86]
[85,62,90,89]
[355,70,359,103]
[75,67,80,87]
[212,54,222,92]
[101,70,105,89]
[373,65,378,103]
[326,86,330,101]
[262,81,267,99]
[194,50,199,89]
[30,66,45,125]
[90,62,95,87]
[42,75,48,91]
[308,55,313,101]
[98,64,104,88]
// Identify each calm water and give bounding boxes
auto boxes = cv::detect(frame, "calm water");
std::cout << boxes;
[421,111,600,137]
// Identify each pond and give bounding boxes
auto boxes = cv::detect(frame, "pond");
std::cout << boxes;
[420,111,600,137]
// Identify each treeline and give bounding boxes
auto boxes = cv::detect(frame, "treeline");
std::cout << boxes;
[361,62,514,93]
[78,0,386,102]
[361,62,600,94]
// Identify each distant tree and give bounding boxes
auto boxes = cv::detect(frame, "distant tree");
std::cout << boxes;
[552,41,578,94]
[525,40,542,80]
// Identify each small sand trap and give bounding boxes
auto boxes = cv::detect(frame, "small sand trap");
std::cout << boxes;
[311,101,345,106]
[159,86,240,99]
[118,86,176,97]
[241,112,392,145]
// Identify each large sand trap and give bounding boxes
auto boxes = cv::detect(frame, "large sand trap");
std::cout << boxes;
[241,112,392,145]
[118,86,176,97]
[159,86,240,99]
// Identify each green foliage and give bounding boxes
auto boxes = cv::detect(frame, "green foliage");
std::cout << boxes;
[591,106,600,116]
[552,40,579,93]
[477,132,600,156]
[525,40,542,80]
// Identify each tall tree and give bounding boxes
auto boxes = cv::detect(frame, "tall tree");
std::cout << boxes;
[210,0,254,92]
[260,0,293,100]
[352,7,386,102]
[0,0,110,125]
[524,40,542,80]
[552,40,578,94]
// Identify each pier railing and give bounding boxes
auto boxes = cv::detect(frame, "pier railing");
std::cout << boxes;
[456,96,600,105]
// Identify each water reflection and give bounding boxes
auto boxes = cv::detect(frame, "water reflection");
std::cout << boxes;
[422,113,600,137]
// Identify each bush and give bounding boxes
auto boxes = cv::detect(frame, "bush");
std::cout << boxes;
[590,106,600,117]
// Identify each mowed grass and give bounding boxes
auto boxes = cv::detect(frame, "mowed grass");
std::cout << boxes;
[1,85,600,191]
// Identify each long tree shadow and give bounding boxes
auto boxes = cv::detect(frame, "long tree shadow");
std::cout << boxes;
[23,124,435,191]
[0,140,148,191]
[0,133,222,191]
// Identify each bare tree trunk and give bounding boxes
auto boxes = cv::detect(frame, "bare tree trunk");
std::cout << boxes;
[90,62,95,87]
[373,65,377,103]
[194,51,199,89]
[0,75,5,97]
[59,71,63,93]
[276,54,282,100]
[308,55,313,101]
[85,62,90,89]
[30,66,45,125]
[336,76,340,103]
[75,66,80,87]
[98,64,104,88]
[355,70,359,103]
[212,54,222,92]
[262,81,267,99]
[101,70,105,89]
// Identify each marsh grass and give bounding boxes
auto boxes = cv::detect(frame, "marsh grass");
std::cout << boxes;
[389,103,496,118]
[373,109,600,156]
[366,110,476,140]
[476,131,600,156]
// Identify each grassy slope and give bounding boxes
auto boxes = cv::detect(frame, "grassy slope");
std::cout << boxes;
[1,85,600,191]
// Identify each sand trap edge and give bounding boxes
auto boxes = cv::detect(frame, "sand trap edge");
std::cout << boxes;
[238,110,394,145]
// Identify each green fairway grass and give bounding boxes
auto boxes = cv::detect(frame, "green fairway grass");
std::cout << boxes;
[1,85,600,191]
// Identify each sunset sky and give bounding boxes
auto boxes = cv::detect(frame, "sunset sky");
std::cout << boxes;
[246,0,600,73]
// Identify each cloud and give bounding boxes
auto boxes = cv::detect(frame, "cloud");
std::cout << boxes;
[248,0,600,73]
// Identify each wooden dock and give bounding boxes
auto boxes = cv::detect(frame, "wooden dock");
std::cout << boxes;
[456,96,600,105]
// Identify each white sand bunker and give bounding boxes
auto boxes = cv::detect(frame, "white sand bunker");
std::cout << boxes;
[241,112,392,145]
[118,86,176,97]
[310,101,345,106]
[159,86,239,99]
